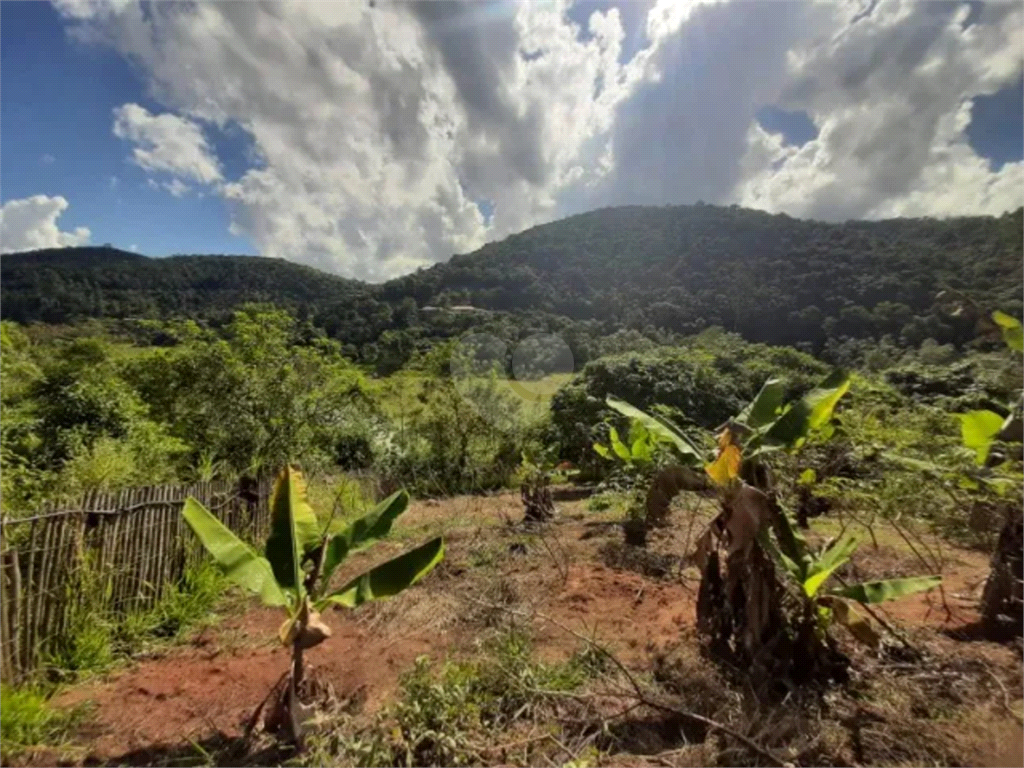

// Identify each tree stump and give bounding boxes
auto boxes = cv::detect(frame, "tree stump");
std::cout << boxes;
[521,479,555,522]
[981,506,1023,638]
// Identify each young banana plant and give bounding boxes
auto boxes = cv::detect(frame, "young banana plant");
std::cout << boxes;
[604,368,852,527]
[181,466,444,743]
[756,502,941,648]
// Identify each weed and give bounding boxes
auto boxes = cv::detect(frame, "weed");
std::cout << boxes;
[0,684,89,758]
[585,491,616,512]
[111,560,226,654]
[315,629,603,767]
[45,559,226,680]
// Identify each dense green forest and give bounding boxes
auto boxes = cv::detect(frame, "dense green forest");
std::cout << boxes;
[4,205,1021,373]
[1,248,366,326]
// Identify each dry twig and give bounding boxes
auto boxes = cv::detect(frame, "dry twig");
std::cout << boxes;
[465,596,787,767]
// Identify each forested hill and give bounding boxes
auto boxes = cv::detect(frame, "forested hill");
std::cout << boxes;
[2,204,1021,354]
[381,204,1023,346]
[0,246,368,324]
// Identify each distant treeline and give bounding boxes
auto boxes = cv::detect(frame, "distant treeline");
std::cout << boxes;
[3,204,1021,368]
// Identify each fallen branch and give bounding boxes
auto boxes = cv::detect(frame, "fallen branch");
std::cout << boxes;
[982,662,1024,725]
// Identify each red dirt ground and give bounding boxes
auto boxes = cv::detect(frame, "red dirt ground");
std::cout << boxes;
[34,492,1023,766]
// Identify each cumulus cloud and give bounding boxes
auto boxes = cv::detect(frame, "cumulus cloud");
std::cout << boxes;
[0,195,91,253]
[113,103,222,183]
[60,0,640,279]
[56,0,1024,279]
[732,0,1024,219]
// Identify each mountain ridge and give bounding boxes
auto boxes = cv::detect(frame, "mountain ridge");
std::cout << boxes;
[3,203,1020,357]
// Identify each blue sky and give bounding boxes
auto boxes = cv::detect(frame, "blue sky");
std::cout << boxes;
[0,1,255,256]
[1,1,1021,278]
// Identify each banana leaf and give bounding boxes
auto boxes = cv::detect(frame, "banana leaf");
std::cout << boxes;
[183,497,287,607]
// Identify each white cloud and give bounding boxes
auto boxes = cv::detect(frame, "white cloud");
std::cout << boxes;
[163,178,190,197]
[112,103,222,183]
[41,154,56,165]
[60,0,641,280]
[52,0,132,19]
[147,177,191,197]
[56,0,1023,279]
[732,0,1024,220]
[0,195,91,253]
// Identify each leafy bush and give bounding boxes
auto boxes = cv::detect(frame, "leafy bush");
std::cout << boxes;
[550,330,828,471]
[375,373,527,497]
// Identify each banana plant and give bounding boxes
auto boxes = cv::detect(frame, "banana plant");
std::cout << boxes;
[181,466,444,743]
[756,503,940,648]
[592,420,662,467]
[957,312,1023,465]
[604,369,852,526]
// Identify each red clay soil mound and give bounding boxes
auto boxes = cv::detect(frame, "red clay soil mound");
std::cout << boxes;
[52,607,441,762]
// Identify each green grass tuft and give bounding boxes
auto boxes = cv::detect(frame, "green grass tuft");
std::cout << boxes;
[0,684,89,756]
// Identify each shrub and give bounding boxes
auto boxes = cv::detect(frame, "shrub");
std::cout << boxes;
[550,330,828,470]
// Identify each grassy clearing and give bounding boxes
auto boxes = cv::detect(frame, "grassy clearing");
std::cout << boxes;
[372,372,571,428]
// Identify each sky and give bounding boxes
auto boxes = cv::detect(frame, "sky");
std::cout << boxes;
[1,0,1021,282]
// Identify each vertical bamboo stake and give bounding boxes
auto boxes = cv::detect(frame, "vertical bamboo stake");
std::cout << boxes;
[120,494,136,612]
[10,544,23,675]
[121,488,138,612]
[43,514,67,662]
[135,488,151,611]
[132,489,147,611]
[166,490,177,591]
[31,517,55,671]
[174,490,187,585]
[54,500,82,644]
[8,545,22,680]
[150,488,160,600]
[165,487,178,589]
[152,489,165,602]
[36,517,58,661]
[108,507,123,613]
[145,487,160,608]
[9,540,22,679]
[161,486,172,597]
[151,488,164,605]
[95,511,108,613]
[21,519,38,672]
[135,489,149,611]
[0,555,8,682]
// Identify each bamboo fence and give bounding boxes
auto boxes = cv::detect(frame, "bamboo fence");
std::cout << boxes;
[0,477,272,682]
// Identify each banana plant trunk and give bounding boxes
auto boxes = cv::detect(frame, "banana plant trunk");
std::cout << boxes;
[292,638,304,688]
